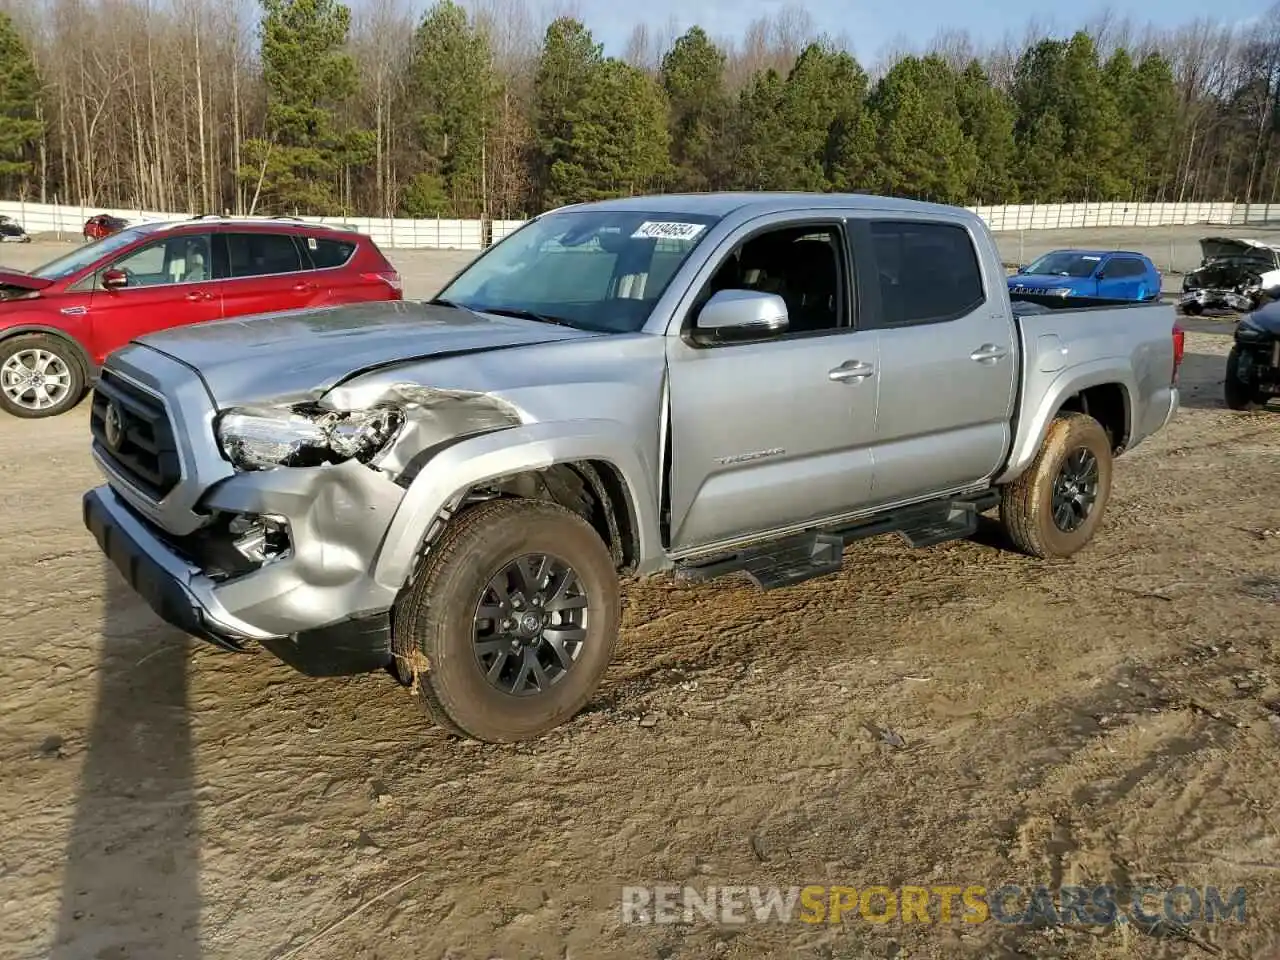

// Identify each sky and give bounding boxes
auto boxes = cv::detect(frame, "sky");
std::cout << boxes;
[570,0,1270,61]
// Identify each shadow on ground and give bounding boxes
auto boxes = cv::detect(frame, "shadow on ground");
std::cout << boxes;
[1177,352,1232,410]
[48,559,202,960]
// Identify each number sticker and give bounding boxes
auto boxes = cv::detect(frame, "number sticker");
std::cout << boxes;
[307,237,318,250]
[631,221,707,241]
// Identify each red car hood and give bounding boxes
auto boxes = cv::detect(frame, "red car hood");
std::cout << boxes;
[0,269,52,292]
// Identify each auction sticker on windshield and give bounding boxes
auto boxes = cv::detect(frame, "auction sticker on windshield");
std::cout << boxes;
[631,221,708,241]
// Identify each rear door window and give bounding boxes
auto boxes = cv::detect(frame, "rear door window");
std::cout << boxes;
[865,220,986,326]
[226,232,304,277]
[1108,258,1147,278]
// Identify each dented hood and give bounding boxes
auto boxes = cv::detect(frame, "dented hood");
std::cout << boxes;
[0,268,52,292]
[135,299,601,406]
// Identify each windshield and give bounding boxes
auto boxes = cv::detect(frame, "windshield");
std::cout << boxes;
[30,228,152,281]
[437,209,721,333]
[1023,252,1102,278]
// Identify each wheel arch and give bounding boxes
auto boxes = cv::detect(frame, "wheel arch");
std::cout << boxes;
[373,421,664,594]
[0,324,96,382]
[996,365,1134,486]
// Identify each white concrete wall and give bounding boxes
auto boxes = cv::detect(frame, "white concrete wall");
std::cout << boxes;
[3,198,1276,250]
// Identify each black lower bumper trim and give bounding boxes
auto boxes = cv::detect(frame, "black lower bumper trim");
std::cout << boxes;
[83,488,248,653]
[85,487,395,676]
[257,613,393,677]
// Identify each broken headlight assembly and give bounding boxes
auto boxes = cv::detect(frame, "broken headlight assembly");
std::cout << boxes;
[216,404,405,471]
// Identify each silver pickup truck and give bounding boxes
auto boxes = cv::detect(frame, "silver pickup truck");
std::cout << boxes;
[82,193,1183,742]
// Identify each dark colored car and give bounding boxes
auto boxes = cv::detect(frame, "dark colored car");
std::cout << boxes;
[1223,284,1280,410]
[0,217,403,418]
[0,215,30,242]
[1008,249,1162,305]
[1181,237,1280,315]
[83,214,130,242]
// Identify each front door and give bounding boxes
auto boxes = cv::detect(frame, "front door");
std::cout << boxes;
[855,217,1018,504]
[666,220,880,553]
[87,232,221,362]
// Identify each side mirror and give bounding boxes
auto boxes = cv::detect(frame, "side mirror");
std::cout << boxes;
[693,289,788,343]
[1015,265,1026,274]
[102,268,128,290]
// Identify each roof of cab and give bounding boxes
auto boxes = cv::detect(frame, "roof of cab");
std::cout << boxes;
[550,191,980,220]
[1045,248,1153,260]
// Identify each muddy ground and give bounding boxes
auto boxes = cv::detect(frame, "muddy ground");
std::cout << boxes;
[1,236,1280,960]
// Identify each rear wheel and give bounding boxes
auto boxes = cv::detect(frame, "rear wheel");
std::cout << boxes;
[999,412,1113,559]
[1224,346,1262,411]
[0,334,86,418]
[395,497,621,742]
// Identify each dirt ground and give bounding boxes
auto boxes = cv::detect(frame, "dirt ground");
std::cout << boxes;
[2,235,1280,960]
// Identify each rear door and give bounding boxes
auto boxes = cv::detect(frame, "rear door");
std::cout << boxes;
[853,216,1017,504]
[85,232,221,361]
[217,231,322,319]
[1098,256,1148,300]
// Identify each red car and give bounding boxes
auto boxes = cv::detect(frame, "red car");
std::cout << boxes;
[0,218,403,417]
[83,214,130,242]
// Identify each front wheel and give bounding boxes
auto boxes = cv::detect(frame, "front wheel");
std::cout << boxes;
[1224,346,1262,411]
[0,334,87,418]
[395,497,621,743]
[999,412,1114,559]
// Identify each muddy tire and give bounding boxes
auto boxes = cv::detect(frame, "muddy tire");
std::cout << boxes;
[1223,346,1261,411]
[999,412,1113,560]
[0,334,87,419]
[395,497,621,743]
[1180,300,1203,316]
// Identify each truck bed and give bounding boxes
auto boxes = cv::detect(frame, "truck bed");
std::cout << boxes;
[998,297,1180,483]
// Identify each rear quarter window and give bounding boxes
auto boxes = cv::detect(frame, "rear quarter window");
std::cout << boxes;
[868,220,986,325]
[303,236,357,269]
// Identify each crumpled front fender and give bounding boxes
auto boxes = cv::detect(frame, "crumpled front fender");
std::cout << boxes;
[372,419,664,590]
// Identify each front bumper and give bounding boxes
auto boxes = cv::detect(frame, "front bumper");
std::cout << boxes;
[84,484,399,676]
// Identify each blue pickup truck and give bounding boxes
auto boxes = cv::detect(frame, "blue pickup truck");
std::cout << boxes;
[1008,249,1162,306]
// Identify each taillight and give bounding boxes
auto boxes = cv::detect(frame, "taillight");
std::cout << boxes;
[361,271,403,294]
[1172,324,1185,384]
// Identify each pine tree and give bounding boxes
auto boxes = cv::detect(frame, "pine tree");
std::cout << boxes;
[660,27,728,192]
[402,1,495,217]
[532,18,603,208]
[956,61,1018,203]
[0,12,42,189]
[547,59,670,204]
[866,55,977,203]
[241,0,365,213]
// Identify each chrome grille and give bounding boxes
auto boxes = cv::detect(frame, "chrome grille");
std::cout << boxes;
[90,370,181,500]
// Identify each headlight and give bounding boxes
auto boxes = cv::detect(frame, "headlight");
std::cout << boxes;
[216,404,404,471]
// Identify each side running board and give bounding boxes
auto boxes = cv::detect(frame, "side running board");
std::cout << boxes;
[675,491,998,591]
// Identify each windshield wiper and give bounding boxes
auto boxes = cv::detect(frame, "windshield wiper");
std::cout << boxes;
[473,306,577,328]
